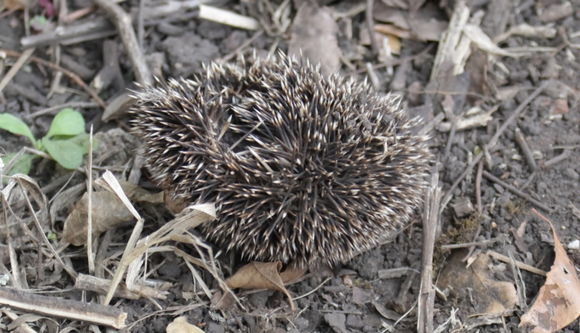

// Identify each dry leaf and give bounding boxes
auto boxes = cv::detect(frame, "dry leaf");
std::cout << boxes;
[438,250,518,316]
[63,180,163,246]
[288,1,341,75]
[373,2,447,41]
[166,316,204,333]
[519,210,580,332]
[1,0,34,11]
[280,266,307,284]
[360,26,401,56]
[63,191,133,245]
[226,261,299,311]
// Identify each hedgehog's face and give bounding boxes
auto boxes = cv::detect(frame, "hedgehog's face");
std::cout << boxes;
[131,53,431,267]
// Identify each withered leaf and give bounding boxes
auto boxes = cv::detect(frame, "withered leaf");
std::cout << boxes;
[520,210,580,332]
[226,261,303,311]
[63,180,163,246]
[438,250,518,316]
[166,316,204,333]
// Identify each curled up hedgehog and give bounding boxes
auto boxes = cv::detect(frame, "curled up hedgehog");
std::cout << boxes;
[130,52,432,268]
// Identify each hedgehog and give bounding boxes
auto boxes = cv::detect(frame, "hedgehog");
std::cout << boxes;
[130,52,432,268]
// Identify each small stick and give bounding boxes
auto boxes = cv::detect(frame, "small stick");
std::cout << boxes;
[21,18,113,48]
[1,196,22,289]
[74,274,168,300]
[417,167,440,333]
[18,178,78,279]
[27,102,98,119]
[487,250,546,276]
[99,171,145,305]
[199,5,259,30]
[137,0,145,48]
[462,224,482,262]
[482,170,551,211]
[219,30,264,62]
[507,250,527,309]
[441,237,498,250]
[441,82,549,211]
[543,149,572,168]
[378,267,417,280]
[0,48,35,94]
[488,81,549,150]
[441,154,483,210]
[365,0,379,57]
[436,105,498,132]
[0,287,127,329]
[442,102,458,160]
[419,112,445,137]
[475,160,483,214]
[514,127,537,171]
[293,277,331,300]
[87,125,95,274]
[365,62,380,90]
[0,48,106,108]
[2,308,36,333]
[94,0,152,85]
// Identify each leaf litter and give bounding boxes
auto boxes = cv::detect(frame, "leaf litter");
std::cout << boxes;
[519,209,580,332]
[438,249,518,318]
[225,261,306,312]
[62,177,163,246]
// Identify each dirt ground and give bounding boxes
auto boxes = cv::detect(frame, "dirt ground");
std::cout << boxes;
[0,0,579,332]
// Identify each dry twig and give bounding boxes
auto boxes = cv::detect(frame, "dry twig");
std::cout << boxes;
[441,81,550,211]
[0,288,127,329]
[488,250,546,276]
[94,0,152,86]
[417,167,441,333]
[482,171,551,211]
[0,48,106,107]
[74,273,168,300]
[0,48,35,94]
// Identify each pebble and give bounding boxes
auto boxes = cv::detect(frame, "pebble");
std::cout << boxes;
[564,168,579,180]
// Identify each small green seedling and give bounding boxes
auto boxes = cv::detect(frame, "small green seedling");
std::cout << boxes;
[0,108,90,174]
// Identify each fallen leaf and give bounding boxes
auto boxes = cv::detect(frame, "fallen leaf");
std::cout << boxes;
[1,0,34,11]
[373,2,447,41]
[226,262,302,311]
[166,316,204,333]
[210,289,235,311]
[519,210,580,332]
[288,1,341,75]
[63,180,163,245]
[359,26,401,56]
[438,250,518,316]
[63,191,133,246]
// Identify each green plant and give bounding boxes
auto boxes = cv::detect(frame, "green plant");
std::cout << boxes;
[0,108,90,174]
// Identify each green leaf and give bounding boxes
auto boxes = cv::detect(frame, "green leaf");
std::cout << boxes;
[46,108,85,138]
[68,132,91,153]
[42,137,85,169]
[3,153,35,175]
[0,113,37,146]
